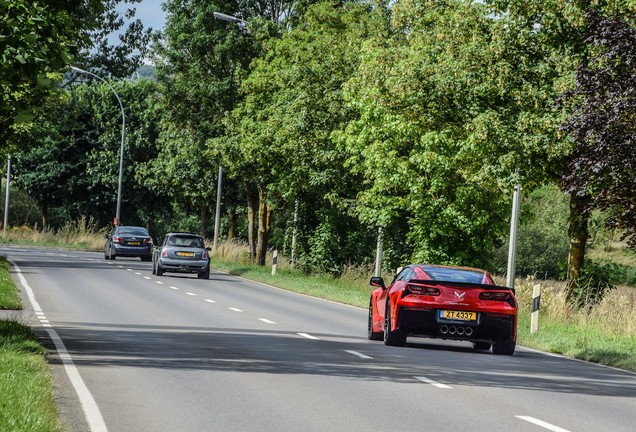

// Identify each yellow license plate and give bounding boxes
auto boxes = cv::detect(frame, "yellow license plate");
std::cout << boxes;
[128,241,141,245]
[176,251,195,257]
[440,310,477,321]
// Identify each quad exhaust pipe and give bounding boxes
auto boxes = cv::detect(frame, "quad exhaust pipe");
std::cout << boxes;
[440,325,473,336]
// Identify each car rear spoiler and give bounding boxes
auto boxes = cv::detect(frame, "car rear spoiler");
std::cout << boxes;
[407,279,515,295]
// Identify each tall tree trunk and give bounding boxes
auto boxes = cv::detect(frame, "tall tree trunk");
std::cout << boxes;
[565,192,590,304]
[227,209,237,241]
[200,204,208,238]
[256,186,272,266]
[244,181,257,261]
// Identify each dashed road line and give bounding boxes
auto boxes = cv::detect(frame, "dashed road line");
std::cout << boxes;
[414,376,452,389]
[298,333,320,340]
[258,318,276,324]
[186,292,196,296]
[204,299,216,303]
[228,307,243,312]
[345,350,373,359]
[516,416,570,432]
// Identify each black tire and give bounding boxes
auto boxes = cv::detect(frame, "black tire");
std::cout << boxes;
[383,300,407,347]
[368,299,383,341]
[152,262,156,275]
[156,265,164,276]
[108,246,116,260]
[473,342,492,351]
[493,339,516,355]
[198,268,210,279]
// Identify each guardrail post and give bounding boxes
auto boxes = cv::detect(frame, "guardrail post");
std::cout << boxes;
[531,284,541,334]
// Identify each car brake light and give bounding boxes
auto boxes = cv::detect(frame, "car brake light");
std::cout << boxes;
[143,238,152,245]
[202,250,209,259]
[113,236,123,244]
[161,249,168,257]
[480,291,516,307]
[405,284,440,296]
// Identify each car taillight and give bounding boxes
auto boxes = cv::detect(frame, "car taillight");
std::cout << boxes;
[113,236,123,244]
[161,249,168,257]
[404,284,440,296]
[143,238,152,245]
[202,250,209,259]
[480,291,516,307]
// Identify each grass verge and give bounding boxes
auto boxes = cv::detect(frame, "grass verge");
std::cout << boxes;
[1,257,61,431]
[0,256,22,310]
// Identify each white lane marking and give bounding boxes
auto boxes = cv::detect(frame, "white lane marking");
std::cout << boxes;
[298,333,320,340]
[143,276,151,280]
[516,416,570,432]
[204,299,216,303]
[155,281,164,285]
[135,272,141,275]
[414,376,452,389]
[228,307,243,312]
[186,292,196,296]
[259,318,276,324]
[127,268,133,272]
[10,259,108,432]
[345,350,373,359]
[169,286,179,290]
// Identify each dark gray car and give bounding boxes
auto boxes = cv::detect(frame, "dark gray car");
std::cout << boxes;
[104,226,153,261]
[153,232,211,279]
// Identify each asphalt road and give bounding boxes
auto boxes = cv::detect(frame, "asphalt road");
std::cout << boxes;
[4,246,636,432]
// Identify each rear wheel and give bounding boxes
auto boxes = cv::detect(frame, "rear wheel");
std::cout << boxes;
[492,339,516,355]
[198,268,210,280]
[383,300,406,347]
[156,265,164,276]
[367,299,383,341]
[108,246,116,260]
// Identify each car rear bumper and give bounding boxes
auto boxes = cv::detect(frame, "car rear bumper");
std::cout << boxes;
[397,307,516,342]
[157,258,209,273]
[113,245,152,257]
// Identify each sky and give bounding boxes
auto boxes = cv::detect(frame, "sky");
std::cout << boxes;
[132,0,167,32]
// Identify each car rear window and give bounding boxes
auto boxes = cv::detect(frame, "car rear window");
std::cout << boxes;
[170,236,204,248]
[422,267,486,284]
[118,227,148,236]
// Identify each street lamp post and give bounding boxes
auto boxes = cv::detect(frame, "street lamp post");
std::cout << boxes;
[70,66,126,226]
[213,12,247,25]
[210,11,247,248]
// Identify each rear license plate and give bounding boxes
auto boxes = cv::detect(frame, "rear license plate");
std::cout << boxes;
[176,251,195,257]
[127,241,141,246]
[440,310,477,321]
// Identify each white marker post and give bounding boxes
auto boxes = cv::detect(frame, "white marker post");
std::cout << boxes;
[272,250,278,276]
[531,284,541,334]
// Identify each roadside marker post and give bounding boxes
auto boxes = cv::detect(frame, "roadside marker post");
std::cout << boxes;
[272,250,278,276]
[531,284,541,334]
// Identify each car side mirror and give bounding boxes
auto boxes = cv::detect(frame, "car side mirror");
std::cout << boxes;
[370,276,386,289]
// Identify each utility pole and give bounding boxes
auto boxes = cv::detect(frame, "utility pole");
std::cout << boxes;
[506,184,521,289]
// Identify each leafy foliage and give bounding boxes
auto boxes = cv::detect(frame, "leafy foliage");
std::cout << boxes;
[561,11,636,250]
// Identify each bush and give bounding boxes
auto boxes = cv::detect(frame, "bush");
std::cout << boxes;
[569,260,618,309]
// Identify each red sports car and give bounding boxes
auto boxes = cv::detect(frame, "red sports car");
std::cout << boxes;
[368,264,517,355]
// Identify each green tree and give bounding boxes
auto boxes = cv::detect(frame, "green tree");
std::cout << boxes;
[226,1,384,266]
[13,79,164,230]
[1,0,152,154]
